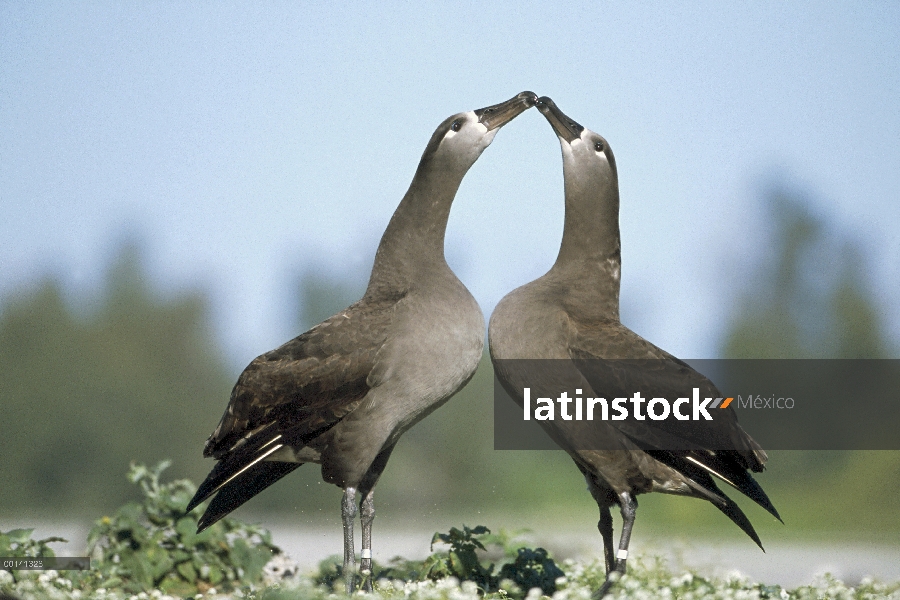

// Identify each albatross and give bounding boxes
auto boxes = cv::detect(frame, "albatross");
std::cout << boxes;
[488,97,780,598]
[187,91,537,591]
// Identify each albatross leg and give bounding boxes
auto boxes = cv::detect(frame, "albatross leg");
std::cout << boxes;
[341,487,358,593]
[597,505,615,575]
[593,492,637,600]
[359,489,375,592]
[584,472,616,576]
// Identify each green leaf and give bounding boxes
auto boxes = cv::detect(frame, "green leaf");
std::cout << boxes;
[5,529,34,544]
[229,536,252,571]
[242,545,275,582]
[175,517,198,547]
[37,536,67,545]
[121,550,154,590]
[207,563,224,585]
[126,462,150,485]
[160,575,197,597]
[143,544,175,582]
[98,576,123,588]
[151,460,172,479]
[75,462,282,592]
[176,560,197,582]
[115,502,144,528]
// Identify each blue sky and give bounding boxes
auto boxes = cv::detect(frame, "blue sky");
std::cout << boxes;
[2,2,898,370]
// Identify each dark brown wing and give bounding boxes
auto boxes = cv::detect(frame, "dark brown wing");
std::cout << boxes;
[205,293,402,457]
[567,317,779,521]
[186,293,402,519]
[566,318,762,461]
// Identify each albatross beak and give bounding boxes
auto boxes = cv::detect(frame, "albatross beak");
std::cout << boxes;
[536,96,584,143]
[476,91,537,131]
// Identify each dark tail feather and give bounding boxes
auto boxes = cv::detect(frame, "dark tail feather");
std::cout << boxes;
[646,449,772,550]
[684,466,766,551]
[715,494,764,551]
[196,461,302,532]
[685,451,782,522]
[187,457,240,513]
[187,429,288,514]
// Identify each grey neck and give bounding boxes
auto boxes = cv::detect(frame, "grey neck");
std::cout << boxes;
[365,156,467,297]
[548,164,622,320]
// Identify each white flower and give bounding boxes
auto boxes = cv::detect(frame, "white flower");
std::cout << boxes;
[525,586,543,600]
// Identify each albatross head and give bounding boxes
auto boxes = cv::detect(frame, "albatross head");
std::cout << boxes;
[535,95,617,187]
[422,91,537,170]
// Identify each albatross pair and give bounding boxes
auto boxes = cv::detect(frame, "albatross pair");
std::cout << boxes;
[187,93,778,596]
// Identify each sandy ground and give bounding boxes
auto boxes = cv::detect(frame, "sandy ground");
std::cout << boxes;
[11,520,900,589]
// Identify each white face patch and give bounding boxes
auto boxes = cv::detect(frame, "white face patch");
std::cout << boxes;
[440,111,495,154]
[582,131,609,161]
[563,130,608,164]
[444,112,483,139]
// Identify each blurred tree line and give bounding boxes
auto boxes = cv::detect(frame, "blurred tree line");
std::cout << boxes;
[0,243,232,513]
[1,187,897,540]
[723,186,890,360]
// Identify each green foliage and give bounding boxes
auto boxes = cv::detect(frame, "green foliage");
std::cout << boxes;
[0,528,67,586]
[84,461,280,596]
[309,550,900,600]
[329,525,566,597]
[313,525,565,596]
[373,525,564,598]
[496,547,565,596]
[4,511,900,599]
[5,555,900,600]
[0,529,65,561]
[554,555,900,600]
[422,525,496,589]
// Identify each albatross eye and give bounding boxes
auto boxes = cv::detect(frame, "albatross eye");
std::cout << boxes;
[594,141,604,152]
[450,119,462,132]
